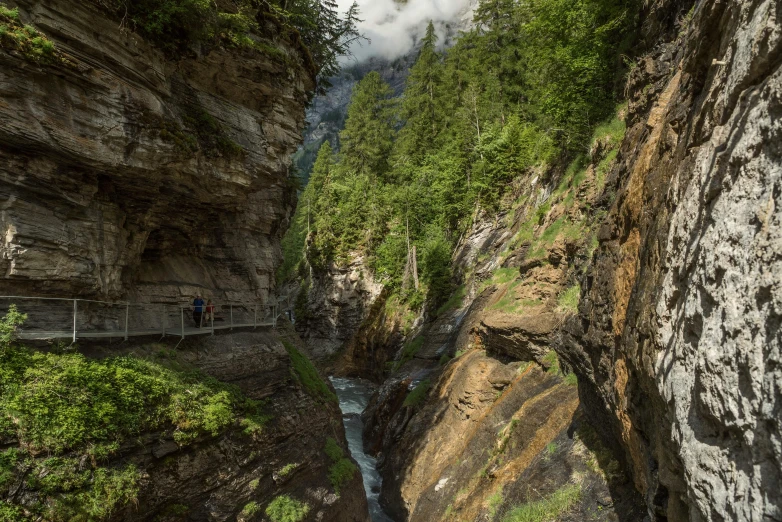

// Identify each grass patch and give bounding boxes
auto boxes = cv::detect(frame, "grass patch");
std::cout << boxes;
[436,285,466,316]
[502,484,582,522]
[248,478,260,491]
[277,463,298,477]
[557,284,581,314]
[488,489,504,518]
[403,379,432,408]
[324,437,357,496]
[282,341,337,403]
[479,267,520,293]
[526,217,584,260]
[265,495,309,522]
[591,105,627,149]
[489,280,543,315]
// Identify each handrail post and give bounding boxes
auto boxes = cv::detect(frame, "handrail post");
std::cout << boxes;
[72,299,77,343]
[230,304,233,331]
[124,303,129,341]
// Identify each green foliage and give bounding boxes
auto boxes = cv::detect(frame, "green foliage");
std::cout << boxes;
[265,495,310,522]
[0,305,25,348]
[557,284,581,313]
[0,348,246,452]
[241,501,261,517]
[323,437,357,496]
[488,489,504,518]
[0,5,60,64]
[328,457,358,496]
[403,379,432,408]
[160,504,189,518]
[0,503,24,522]
[277,463,298,477]
[0,309,269,520]
[324,437,344,462]
[436,285,466,316]
[0,448,19,490]
[278,0,639,312]
[282,341,337,403]
[394,335,424,371]
[502,484,581,522]
[542,350,561,374]
[183,105,244,159]
[248,478,260,491]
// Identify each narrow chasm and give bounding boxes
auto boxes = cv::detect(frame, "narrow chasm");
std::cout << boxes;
[331,377,396,522]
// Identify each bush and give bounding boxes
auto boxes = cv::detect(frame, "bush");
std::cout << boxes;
[323,437,357,496]
[241,501,261,517]
[265,495,309,522]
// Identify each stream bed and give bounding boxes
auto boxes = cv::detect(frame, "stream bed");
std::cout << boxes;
[330,377,396,522]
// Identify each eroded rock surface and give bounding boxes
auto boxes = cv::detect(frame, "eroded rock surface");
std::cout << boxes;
[0,0,313,305]
[560,0,782,520]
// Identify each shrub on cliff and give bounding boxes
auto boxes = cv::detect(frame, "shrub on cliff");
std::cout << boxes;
[265,495,310,522]
[323,437,358,496]
[0,4,62,64]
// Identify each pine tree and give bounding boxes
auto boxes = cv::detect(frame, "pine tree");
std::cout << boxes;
[339,72,396,180]
[393,21,444,173]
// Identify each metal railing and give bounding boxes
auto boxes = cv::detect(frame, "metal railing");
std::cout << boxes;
[0,296,278,343]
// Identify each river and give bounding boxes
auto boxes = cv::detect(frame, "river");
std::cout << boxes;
[330,377,396,522]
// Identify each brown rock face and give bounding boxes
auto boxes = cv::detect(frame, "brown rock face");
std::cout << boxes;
[559,0,782,520]
[0,0,314,304]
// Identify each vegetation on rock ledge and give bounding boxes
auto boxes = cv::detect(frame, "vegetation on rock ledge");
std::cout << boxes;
[0,307,270,521]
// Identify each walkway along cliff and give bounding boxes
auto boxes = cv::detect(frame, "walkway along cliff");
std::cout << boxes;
[0,1,370,520]
[290,0,782,521]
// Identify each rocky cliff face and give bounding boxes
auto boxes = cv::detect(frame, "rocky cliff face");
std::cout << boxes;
[295,255,384,362]
[560,0,782,520]
[0,0,313,305]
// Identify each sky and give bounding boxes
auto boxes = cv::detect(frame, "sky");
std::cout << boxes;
[335,0,476,62]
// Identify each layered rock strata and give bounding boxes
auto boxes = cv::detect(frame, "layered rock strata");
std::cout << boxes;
[0,0,313,306]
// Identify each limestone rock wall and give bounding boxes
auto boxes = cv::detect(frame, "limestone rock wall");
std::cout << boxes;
[0,0,313,305]
[560,0,782,520]
[295,255,384,361]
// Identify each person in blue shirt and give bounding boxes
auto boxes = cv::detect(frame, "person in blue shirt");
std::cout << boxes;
[193,294,205,328]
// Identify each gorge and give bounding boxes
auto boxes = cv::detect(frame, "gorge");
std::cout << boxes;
[1,0,780,521]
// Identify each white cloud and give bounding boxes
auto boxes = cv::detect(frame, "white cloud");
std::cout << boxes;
[335,0,476,62]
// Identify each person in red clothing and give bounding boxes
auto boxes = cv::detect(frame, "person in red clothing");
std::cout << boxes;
[204,299,216,325]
